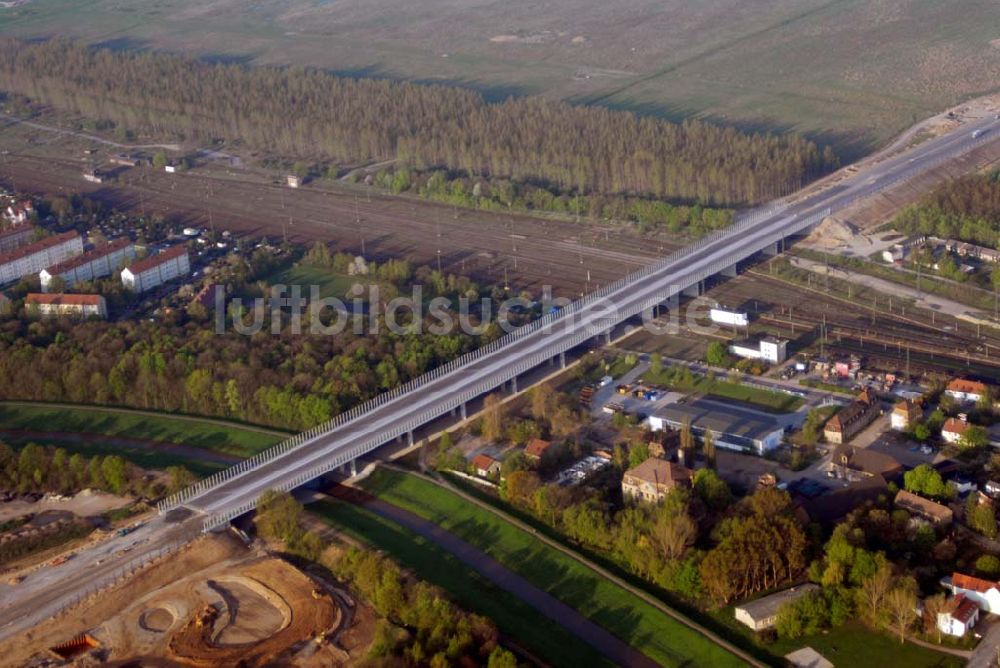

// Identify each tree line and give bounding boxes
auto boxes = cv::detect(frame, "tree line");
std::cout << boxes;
[892,171,1000,248]
[0,440,192,498]
[370,167,736,235]
[0,38,837,207]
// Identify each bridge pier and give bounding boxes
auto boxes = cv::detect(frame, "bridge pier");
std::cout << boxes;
[510,376,518,393]
[682,283,702,298]
[604,330,612,344]
[720,263,738,278]
[350,459,357,477]
[762,241,780,256]
[559,351,566,368]
[460,402,467,420]
[407,431,414,447]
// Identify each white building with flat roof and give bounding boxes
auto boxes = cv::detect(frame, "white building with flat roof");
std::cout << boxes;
[121,245,190,293]
[710,307,749,328]
[0,231,83,285]
[730,336,788,364]
[40,237,135,292]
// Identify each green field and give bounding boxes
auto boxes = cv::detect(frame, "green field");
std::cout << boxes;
[358,468,746,667]
[263,264,366,301]
[0,403,285,458]
[2,0,998,158]
[311,499,617,668]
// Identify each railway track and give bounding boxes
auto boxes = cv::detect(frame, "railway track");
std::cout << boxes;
[0,149,674,296]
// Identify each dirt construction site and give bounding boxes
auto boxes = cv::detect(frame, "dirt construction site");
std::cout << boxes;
[0,533,375,668]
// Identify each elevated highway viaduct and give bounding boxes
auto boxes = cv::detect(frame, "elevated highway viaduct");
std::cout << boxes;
[156,114,1000,530]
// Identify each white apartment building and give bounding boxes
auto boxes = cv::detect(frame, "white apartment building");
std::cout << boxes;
[121,245,190,293]
[25,293,108,319]
[0,231,83,285]
[40,237,136,292]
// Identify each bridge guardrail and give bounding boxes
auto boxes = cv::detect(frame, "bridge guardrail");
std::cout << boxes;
[170,127,998,524]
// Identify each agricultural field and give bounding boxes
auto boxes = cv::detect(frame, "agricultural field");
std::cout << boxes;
[2,0,998,157]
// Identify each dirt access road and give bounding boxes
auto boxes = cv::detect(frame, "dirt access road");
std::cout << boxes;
[328,487,661,668]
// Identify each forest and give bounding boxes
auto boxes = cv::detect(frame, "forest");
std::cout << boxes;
[0,39,838,207]
[891,171,1000,248]
[0,311,475,431]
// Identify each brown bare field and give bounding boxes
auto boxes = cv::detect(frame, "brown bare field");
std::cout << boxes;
[2,0,999,156]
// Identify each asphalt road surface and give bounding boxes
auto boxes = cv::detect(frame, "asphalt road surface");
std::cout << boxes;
[179,115,1000,526]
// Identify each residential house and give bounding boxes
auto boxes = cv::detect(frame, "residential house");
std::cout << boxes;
[3,200,33,225]
[121,245,190,293]
[524,438,554,462]
[949,475,977,496]
[795,474,888,526]
[39,237,135,292]
[828,445,903,483]
[946,379,988,404]
[25,293,107,319]
[891,399,922,431]
[621,457,692,503]
[647,399,785,456]
[937,237,1000,264]
[728,336,788,364]
[944,573,1000,614]
[822,389,880,444]
[0,231,83,285]
[733,584,821,631]
[894,489,953,526]
[471,454,501,479]
[942,417,971,445]
[937,594,979,637]
[191,283,220,311]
